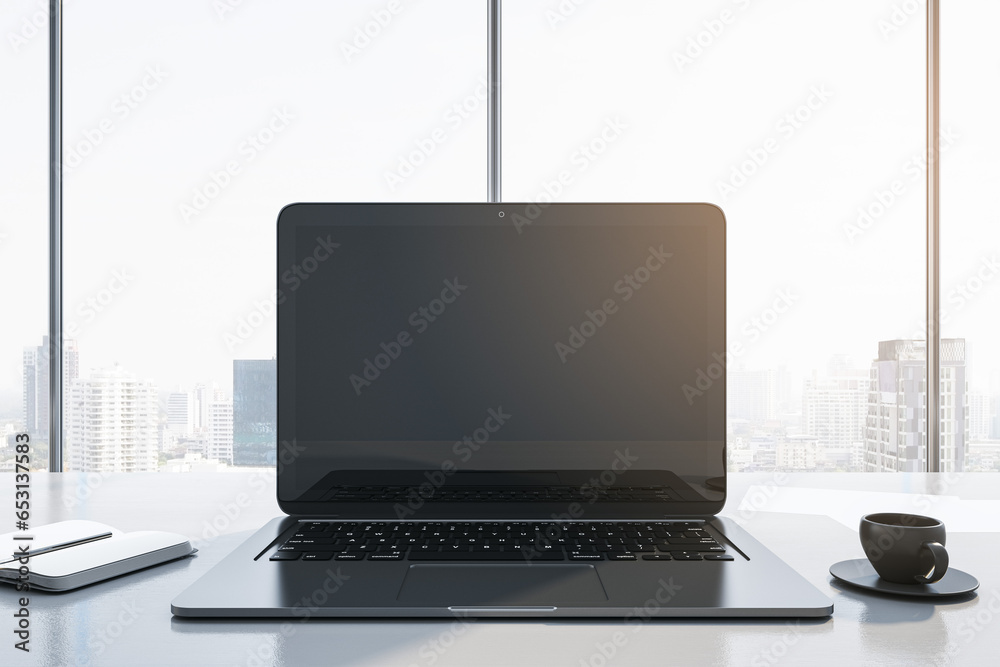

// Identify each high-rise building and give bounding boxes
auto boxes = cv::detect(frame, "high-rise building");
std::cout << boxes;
[66,366,158,473]
[207,399,233,464]
[967,392,994,440]
[22,336,79,442]
[233,359,276,466]
[993,396,1000,440]
[775,365,798,416]
[990,373,1000,440]
[167,389,195,435]
[864,339,969,473]
[803,363,868,470]
[775,436,818,470]
[22,348,39,436]
[728,368,777,424]
[193,383,215,431]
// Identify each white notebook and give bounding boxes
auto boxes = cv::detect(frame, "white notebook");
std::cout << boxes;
[1,520,195,592]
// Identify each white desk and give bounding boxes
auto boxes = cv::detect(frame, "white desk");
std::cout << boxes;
[2,472,999,666]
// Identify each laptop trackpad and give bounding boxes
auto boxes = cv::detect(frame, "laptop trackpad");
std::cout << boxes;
[397,564,608,605]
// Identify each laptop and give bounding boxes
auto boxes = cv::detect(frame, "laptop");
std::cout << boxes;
[171,202,833,618]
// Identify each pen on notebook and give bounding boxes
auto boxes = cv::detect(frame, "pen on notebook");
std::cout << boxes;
[7,531,113,560]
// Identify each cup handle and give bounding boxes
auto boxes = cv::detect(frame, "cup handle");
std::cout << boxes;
[914,541,949,584]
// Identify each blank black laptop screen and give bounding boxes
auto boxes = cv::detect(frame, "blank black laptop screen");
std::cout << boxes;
[276,203,725,516]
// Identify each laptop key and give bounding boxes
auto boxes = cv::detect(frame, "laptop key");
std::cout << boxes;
[302,552,334,561]
[671,552,704,561]
[291,544,343,552]
[407,551,564,561]
[269,552,301,561]
[569,552,604,561]
[641,554,673,561]
[368,552,404,561]
[607,553,637,561]
[657,543,721,552]
[704,554,734,561]
[335,553,366,561]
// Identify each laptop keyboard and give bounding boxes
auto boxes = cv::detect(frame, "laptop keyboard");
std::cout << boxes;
[269,521,735,562]
[325,486,683,503]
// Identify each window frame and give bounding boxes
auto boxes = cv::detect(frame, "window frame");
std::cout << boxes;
[42,0,947,473]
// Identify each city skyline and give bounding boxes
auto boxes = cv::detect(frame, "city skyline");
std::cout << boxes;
[6,332,1000,474]
[4,2,999,430]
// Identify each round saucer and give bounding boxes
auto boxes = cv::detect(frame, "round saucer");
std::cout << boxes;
[830,559,979,597]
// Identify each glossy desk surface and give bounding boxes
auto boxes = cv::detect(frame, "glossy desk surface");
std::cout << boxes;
[2,472,999,666]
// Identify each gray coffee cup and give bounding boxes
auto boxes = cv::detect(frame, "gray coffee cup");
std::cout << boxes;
[860,513,949,584]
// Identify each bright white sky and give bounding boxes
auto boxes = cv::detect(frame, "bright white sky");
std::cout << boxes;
[2,0,999,418]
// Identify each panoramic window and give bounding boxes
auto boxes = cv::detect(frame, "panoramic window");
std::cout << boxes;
[56,1,483,472]
[2,0,49,472]
[941,1,1000,471]
[504,1,925,472]
[5,2,990,474]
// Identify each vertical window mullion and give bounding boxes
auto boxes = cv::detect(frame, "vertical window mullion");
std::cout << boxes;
[49,0,63,472]
[926,0,941,473]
